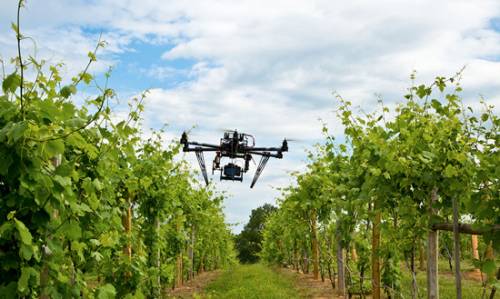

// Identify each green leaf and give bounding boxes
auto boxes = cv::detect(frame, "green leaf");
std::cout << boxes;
[431,99,442,111]
[482,260,496,276]
[0,281,17,298]
[87,52,97,62]
[99,231,118,247]
[10,121,28,142]
[81,73,93,84]
[416,85,429,98]
[45,139,65,157]
[2,72,21,93]
[53,175,71,188]
[0,222,14,239]
[18,267,37,294]
[19,243,33,261]
[97,283,116,299]
[443,165,458,178]
[0,150,13,176]
[14,219,32,246]
[61,221,82,240]
[481,113,489,122]
[10,22,19,34]
[92,178,103,191]
[59,85,76,99]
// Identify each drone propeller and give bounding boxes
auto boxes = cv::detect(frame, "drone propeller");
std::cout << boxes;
[284,138,304,143]
[216,127,238,133]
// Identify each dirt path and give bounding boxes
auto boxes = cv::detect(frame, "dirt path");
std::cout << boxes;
[277,267,344,299]
[167,264,329,298]
[166,270,221,298]
[165,266,488,299]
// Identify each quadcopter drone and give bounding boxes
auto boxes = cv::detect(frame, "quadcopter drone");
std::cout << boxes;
[180,130,288,188]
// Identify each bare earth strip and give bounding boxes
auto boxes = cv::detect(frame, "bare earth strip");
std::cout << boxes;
[166,270,222,298]
[276,267,344,299]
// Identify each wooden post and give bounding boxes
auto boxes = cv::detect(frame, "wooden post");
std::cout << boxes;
[303,249,309,274]
[371,208,381,299]
[175,217,183,288]
[294,243,299,272]
[419,241,425,271]
[336,228,345,297]
[188,226,195,281]
[155,217,161,297]
[427,188,439,299]
[122,201,132,261]
[485,243,498,299]
[452,197,462,299]
[198,254,205,274]
[351,246,358,262]
[471,235,479,272]
[41,155,62,299]
[311,209,320,280]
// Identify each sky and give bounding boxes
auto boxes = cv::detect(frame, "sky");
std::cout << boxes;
[1,0,499,232]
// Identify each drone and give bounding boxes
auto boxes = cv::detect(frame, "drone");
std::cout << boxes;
[180,130,288,188]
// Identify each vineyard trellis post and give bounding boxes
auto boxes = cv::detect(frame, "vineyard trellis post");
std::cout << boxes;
[471,235,479,272]
[427,187,439,299]
[336,225,346,296]
[311,208,320,280]
[452,197,462,299]
[371,205,381,299]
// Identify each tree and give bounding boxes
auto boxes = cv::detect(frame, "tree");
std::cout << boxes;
[236,204,277,263]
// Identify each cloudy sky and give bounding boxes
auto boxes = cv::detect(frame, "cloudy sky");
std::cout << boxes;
[1,0,499,232]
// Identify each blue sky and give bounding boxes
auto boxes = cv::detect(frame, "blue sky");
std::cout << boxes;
[1,0,499,232]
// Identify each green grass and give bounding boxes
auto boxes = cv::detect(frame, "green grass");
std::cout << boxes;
[399,271,487,299]
[193,261,494,299]
[202,264,301,299]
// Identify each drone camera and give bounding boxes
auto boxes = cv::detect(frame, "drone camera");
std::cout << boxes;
[223,163,241,177]
[222,163,243,181]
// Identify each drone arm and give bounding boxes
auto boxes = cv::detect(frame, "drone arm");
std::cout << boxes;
[248,147,283,151]
[185,141,220,149]
[248,151,283,158]
[250,155,270,188]
[183,146,220,152]
[195,151,209,186]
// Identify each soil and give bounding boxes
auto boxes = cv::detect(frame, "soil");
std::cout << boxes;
[277,267,346,299]
[440,268,486,282]
[165,270,221,298]
[462,269,485,282]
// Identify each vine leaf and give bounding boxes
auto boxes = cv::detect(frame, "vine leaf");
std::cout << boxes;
[14,219,32,245]
[45,139,65,157]
[2,72,20,93]
[61,220,82,240]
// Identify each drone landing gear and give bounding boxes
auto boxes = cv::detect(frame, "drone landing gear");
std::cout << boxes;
[195,151,209,185]
[250,155,270,188]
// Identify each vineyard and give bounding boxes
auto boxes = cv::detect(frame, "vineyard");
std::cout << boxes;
[0,3,236,298]
[1,1,500,299]
[260,74,500,298]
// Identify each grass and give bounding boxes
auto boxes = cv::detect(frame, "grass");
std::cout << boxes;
[201,264,301,299]
[182,259,495,299]
[399,270,488,299]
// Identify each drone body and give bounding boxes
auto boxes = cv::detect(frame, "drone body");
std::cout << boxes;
[180,130,288,188]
